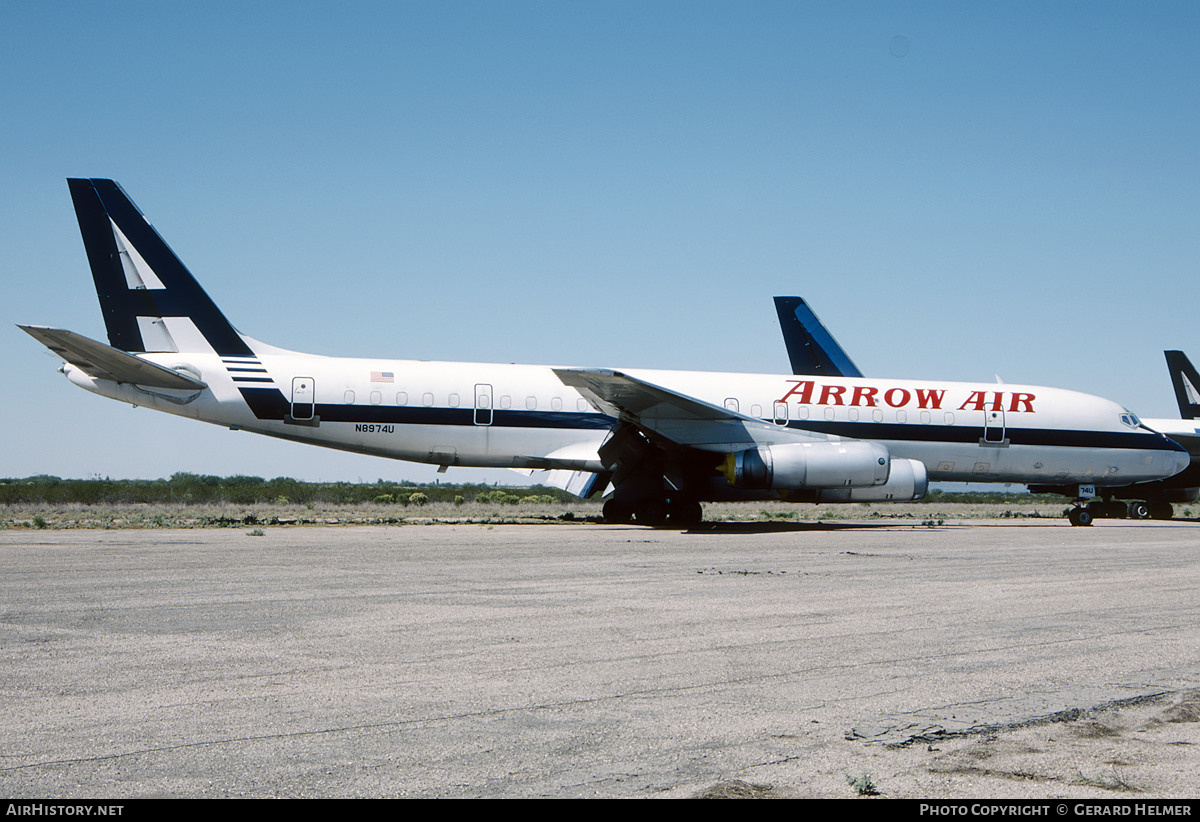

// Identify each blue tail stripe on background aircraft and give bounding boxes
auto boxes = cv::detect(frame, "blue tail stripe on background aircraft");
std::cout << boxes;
[775,293,1200,521]
[19,179,1189,527]
[1165,351,1200,420]
[774,296,863,379]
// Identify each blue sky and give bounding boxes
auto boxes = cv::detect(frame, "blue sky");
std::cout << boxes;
[4,1,1199,483]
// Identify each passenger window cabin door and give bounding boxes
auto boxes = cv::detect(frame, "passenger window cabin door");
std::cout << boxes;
[981,408,1008,446]
[291,377,315,422]
[474,383,494,426]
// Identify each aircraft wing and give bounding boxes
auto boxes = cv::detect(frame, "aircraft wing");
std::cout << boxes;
[553,367,828,452]
[19,325,208,390]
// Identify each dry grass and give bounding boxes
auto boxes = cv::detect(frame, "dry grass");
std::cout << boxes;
[0,499,1070,529]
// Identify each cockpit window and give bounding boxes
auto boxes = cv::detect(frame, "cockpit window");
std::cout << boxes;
[1120,411,1141,429]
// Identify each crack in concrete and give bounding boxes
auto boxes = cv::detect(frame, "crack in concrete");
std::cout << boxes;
[848,690,1175,747]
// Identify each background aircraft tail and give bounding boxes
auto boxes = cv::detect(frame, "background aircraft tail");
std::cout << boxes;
[773,296,863,378]
[67,178,253,357]
[1165,350,1200,419]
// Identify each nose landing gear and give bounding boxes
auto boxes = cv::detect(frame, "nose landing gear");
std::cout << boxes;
[1067,505,1094,527]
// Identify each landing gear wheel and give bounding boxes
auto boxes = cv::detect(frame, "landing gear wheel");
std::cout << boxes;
[1126,501,1150,520]
[602,499,634,524]
[633,501,669,527]
[1068,507,1094,527]
[1148,502,1174,520]
[667,500,704,528]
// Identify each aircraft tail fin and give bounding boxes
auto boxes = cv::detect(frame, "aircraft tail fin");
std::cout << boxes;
[67,178,253,357]
[1165,350,1200,419]
[773,296,863,378]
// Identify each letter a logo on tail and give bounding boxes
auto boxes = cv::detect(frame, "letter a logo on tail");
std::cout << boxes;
[67,178,253,358]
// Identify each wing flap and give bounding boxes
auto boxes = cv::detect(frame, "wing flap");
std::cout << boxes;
[19,325,208,390]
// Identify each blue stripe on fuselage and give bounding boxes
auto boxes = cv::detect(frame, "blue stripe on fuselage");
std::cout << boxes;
[787,420,1183,452]
[237,387,1182,451]
[238,386,615,429]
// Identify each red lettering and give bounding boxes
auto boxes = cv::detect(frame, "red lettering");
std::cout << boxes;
[778,380,815,404]
[851,386,878,407]
[818,384,847,405]
[957,391,987,411]
[990,392,1005,411]
[915,388,945,409]
[1008,392,1035,412]
[884,388,911,408]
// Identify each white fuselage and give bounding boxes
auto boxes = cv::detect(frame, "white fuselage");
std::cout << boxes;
[63,344,1188,490]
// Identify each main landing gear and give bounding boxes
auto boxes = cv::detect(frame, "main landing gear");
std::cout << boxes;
[602,497,704,528]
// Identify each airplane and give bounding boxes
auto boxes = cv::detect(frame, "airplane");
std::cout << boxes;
[1030,351,1200,521]
[19,179,1190,528]
[775,294,1200,522]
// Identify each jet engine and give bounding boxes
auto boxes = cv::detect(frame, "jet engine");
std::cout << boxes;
[720,440,890,490]
[790,458,928,502]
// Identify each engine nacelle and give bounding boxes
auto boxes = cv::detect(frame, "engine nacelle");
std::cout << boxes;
[787,458,928,503]
[721,440,890,490]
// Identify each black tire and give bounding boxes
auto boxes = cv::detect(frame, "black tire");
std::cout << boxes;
[1127,501,1150,520]
[1148,502,1174,520]
[668,500,704,527]
[634,501,669,527]
[602,499,634,524]
[1068,507,1094,527]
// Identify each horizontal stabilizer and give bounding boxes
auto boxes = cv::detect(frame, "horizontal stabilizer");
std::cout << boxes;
[18,325,208,390]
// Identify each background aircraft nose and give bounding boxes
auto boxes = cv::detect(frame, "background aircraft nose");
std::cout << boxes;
[1163,437,1191,479]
